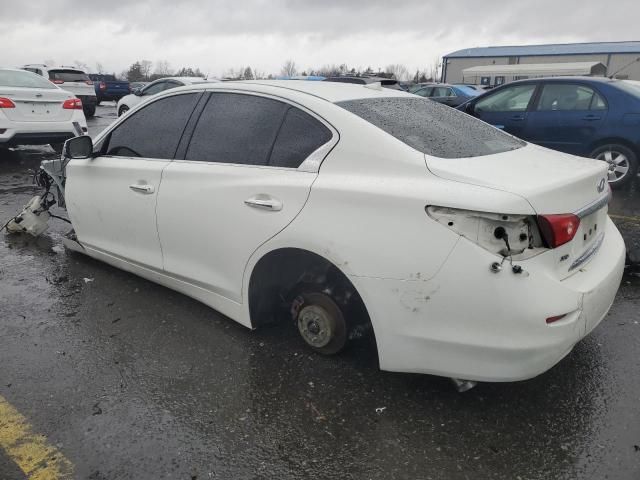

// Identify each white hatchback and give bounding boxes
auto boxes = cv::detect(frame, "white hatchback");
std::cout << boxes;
[46,80,625,387]
[0,68,88,152]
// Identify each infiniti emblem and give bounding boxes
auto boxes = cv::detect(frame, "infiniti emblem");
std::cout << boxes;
[597,178,606,193]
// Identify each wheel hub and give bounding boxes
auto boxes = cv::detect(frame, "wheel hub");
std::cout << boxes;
[298,305,333,348]
[596,150,629,182]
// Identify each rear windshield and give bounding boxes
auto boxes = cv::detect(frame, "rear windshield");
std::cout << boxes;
[48,70,90,82]
[0,69,55,89]
[617,80,640,97]
[336,97,525,158]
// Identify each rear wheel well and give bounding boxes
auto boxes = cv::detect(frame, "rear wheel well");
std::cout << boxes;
[589,137,639,158]
[248,248,373,339]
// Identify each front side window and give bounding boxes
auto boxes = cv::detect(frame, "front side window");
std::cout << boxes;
[141,82,166,96]
[432,87,455,97]
[185,93,288,165]
[338,97,525,159]
[104,93,199,159]
[536,84,607,111]
[475,84,537,112]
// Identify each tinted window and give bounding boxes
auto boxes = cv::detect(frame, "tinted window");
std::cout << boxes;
[105,93,199,159]
[536,84,606,111]
[186,93,287,165]
[475,84,536,112]
[270,108,333,168]
[1,70,55,89]
[337,97,525,159]
[432,86,455,97]
[413,87,432,97]
[48,70,90,82]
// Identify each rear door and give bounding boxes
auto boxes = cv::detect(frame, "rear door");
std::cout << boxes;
[472,83,539,138]
[156,91,335,302]
[65,92,201,268]
[523,82,608,155]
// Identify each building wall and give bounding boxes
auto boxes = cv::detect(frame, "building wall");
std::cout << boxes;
[443,52,640,84]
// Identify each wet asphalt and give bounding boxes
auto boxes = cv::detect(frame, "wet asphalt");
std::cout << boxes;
[1,104,639,480]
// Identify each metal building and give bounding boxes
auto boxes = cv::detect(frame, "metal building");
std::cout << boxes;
[442,41,640,86]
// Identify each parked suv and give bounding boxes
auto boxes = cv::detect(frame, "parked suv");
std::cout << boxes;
[43,81,624,387]
[21,64,97,117]
[458,77,640,188]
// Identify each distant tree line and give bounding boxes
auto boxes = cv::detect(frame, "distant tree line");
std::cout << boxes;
[121,60,206,82]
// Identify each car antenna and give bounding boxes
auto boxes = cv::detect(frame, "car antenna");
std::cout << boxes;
[608,56,640,79]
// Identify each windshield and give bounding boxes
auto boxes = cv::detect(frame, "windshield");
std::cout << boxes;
[48,70,90,82]
[337,97,525,159]
[0,69,56,89]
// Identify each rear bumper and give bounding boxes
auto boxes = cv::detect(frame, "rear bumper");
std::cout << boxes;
[0,117,87,146]
[352,217,625,382]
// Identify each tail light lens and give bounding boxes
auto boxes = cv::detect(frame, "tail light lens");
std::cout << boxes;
[51,79,64,84]
[0,97,16,108]
[63,98,83,110]
[99,81,107,90]
[537,214,580,248]
[86,80,94,86]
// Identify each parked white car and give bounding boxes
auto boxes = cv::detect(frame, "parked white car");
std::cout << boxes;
[45,81,625,387]
[0,68,87,152]
[21,64,97,117]
[116,76,211,116]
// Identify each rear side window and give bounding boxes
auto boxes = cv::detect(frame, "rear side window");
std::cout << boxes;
[337,97,525,159]
[185,93,287,165]
[105,93,199,159]
[48,70,90,82]
[536,84,607,111]
[270,108,333,168]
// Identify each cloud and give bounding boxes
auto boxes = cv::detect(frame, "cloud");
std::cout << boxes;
[1,0,638,76]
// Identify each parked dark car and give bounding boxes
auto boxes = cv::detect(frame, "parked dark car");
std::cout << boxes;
[457,77,640,187]
[323,76,403,90]
[412,83,481,107]
[88,74,130,104]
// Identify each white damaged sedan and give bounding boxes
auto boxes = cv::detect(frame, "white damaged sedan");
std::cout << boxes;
[43,80,625,388]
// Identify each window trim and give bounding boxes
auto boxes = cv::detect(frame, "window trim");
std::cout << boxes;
[174,89,339,173]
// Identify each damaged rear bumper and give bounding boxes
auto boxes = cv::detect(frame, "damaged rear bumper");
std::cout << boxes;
[351,218,625,382]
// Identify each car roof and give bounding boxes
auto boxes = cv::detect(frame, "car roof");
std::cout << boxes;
[183,79,413,103]
[494,76,619,85]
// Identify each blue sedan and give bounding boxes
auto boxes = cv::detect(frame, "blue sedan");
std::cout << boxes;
[458,77,640,187]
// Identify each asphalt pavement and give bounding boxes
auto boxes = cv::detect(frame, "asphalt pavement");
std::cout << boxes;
[1,104,639,480]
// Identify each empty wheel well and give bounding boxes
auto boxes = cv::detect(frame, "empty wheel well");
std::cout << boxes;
[248,248,372,334]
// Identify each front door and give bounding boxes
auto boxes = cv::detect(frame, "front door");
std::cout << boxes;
[65,92,201,268]
[472,83,539,139]
[156,91,336,303]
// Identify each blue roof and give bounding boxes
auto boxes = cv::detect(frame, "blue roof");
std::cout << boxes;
[445,41,640,58]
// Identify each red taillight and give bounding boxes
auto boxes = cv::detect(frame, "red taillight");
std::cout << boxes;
[546,314,567,324]
[86,80,94,86]
[63,98,83,110]
[51,79,64,84]
[0,97,16,108]
[537,214,580,248]
[99,81,106,90]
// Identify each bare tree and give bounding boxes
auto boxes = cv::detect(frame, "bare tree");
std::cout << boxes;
[139,60,153,80]
[154,60,173,76]
[428,56,441,82]
[243,66,254,80]
[73,60,89,72]
[280,59,298,77]
[95,62,105,74]
[385,64,410,81]
[43,58,55,66]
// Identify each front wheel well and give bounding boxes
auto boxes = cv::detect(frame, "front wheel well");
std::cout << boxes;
[248,248,373,338]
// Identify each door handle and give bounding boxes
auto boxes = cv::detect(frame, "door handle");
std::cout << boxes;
[582,115,601,121]
[510,115,525,121]
[244,196,283,211]
[129,184,154,194]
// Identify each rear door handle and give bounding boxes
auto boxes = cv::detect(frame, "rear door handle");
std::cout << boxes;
[582,115,601,121]
[244,196,283,211]
[510,114,526,121]
[129,184,154,194]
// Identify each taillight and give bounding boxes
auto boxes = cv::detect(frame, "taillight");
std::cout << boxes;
[86,80,94,86]
[99,81,106,90]
[546,314,567,324]
[51,79,64,84]
[63,98,83,110]
[0,97,16,108]
[537,214,580,248]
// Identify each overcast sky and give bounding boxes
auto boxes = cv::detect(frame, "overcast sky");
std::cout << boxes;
[2,0,638,78]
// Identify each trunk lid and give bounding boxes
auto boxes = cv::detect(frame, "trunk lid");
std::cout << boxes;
[426,144,611,279]
[0,86,75,122]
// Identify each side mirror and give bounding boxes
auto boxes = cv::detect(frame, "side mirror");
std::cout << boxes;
[64,135,93,159]
[465,102,476,114]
